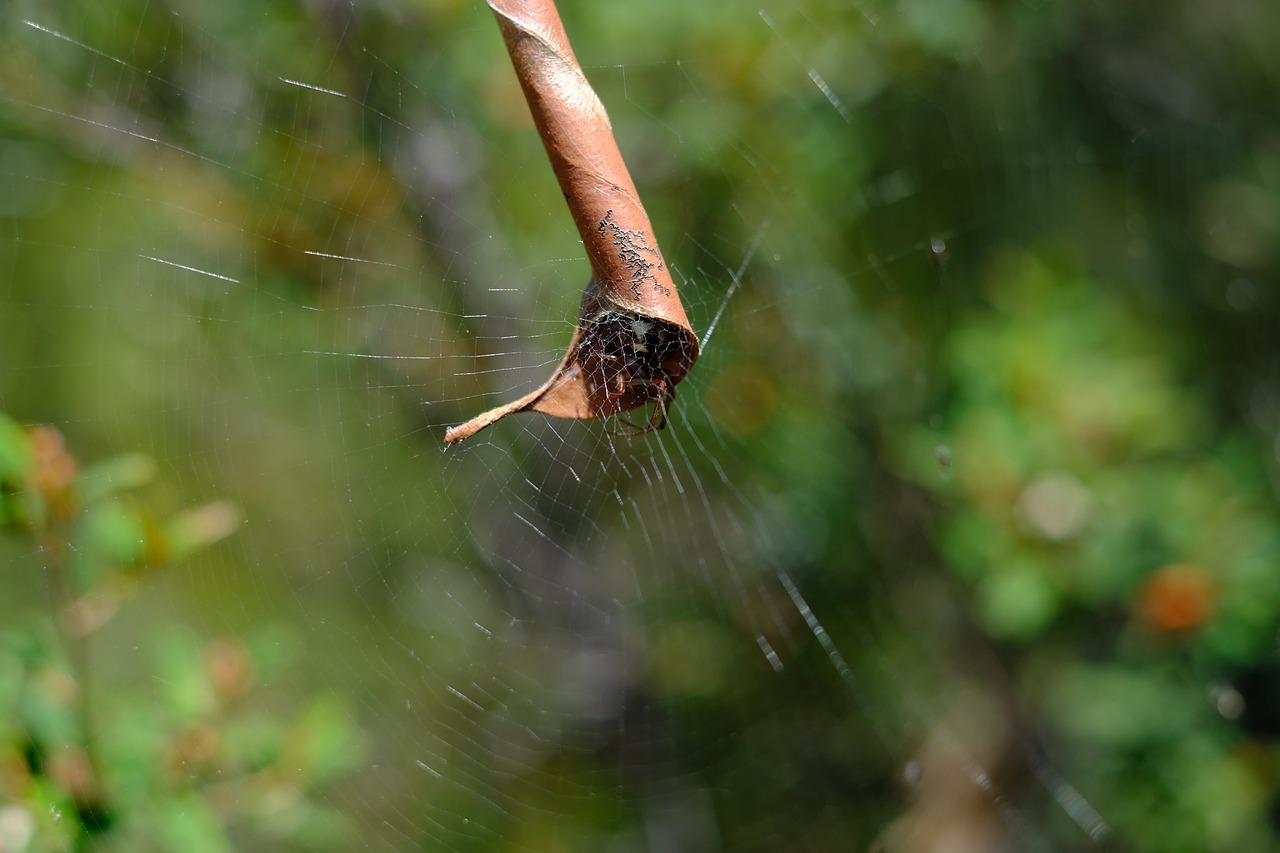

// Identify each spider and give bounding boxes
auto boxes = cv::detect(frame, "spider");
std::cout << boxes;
[576,310,679,436]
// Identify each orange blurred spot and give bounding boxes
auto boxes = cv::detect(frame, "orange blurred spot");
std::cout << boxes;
[1137,563,1216,632]
[46,746,98,804]
[27,425,78,520]
[166,724,221,776]
[206,639,254,704]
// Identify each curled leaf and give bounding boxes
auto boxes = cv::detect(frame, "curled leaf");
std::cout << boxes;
[446,0,699,444]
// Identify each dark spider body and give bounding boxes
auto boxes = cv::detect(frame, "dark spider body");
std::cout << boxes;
[575,310,683,434]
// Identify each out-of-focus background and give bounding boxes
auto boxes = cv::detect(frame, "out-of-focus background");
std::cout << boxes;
[3,0,1280,850]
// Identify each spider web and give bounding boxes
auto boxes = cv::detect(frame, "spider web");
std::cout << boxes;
[6,0,1254,849]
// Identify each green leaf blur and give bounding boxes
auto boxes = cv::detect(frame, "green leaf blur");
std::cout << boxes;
[2,0,1279,850]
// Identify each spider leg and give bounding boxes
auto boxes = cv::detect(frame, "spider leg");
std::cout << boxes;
[649,379,670,431]
[603,376,672,437]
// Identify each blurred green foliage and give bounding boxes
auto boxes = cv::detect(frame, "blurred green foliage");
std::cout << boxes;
[2,0,1280,850]
[0,413,366,849]
[890,250,1280,849]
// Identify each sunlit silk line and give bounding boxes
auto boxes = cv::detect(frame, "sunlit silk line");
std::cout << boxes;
[24,20,130,66]
[757,12,853,123]
[755,634,783,672]
[806,68,852,123]
[446,685,484,712]
[778,570,864,699]
[27,107,160,146]
[303,250,397,267]
[663,409,794,683]
[1032,755,1111,841]
[777,569,908,752]
[18,25,246,172]
[650,427,685,495]
[453,363,561,378]
[279,78,348,98]
[141,256,239,283]
[303,351,439,360]
[698,223,766,350]
[919,725,1055,847]
[415,760,442,778]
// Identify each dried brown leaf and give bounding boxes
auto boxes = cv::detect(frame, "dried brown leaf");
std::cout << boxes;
[445,0,699,444]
